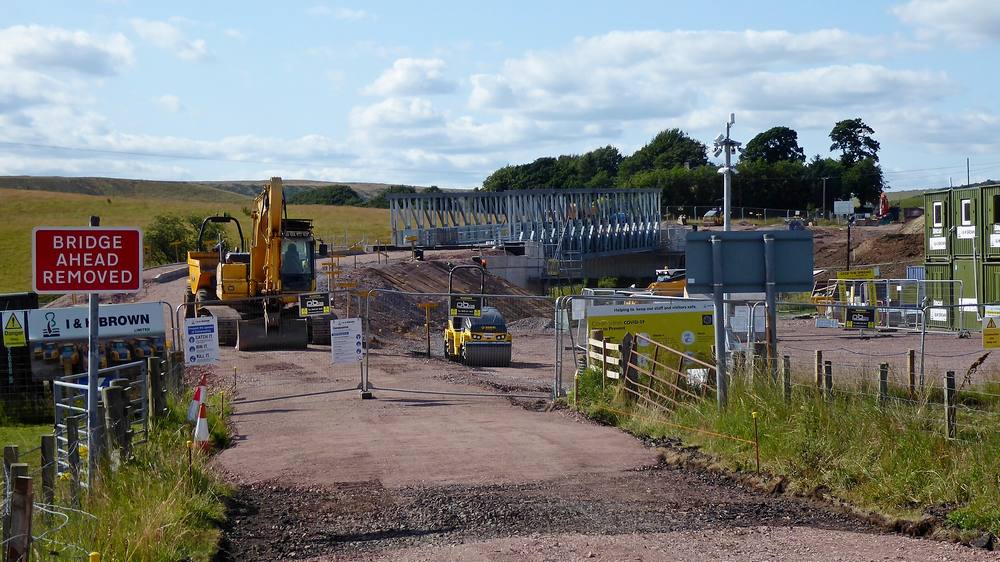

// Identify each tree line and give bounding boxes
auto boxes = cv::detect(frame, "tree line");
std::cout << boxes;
[481,118,886,213]
[285,184,441,208]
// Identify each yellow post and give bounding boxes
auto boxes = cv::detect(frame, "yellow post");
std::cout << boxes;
[90,553,101,562]
[417,302,440,357]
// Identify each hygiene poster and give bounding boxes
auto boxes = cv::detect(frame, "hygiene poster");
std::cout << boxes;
[331,318,364,364]
[586,300,715,362]
[22,302,166,381]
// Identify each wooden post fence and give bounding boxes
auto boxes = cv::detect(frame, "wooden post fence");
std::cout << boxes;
[823,360,833,401]
[907,349,916,399]
[878,363,889,407]
[782,355,791,403]
[814,350,823,388]
[945,370,957,439]
[4,476,33,562]
[41,435,56,513]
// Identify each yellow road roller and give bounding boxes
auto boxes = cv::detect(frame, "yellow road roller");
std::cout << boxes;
[443,264,512,367]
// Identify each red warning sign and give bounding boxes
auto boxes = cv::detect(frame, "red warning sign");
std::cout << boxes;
[33,227,143,294]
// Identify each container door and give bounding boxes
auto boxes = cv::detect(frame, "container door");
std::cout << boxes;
[953,259,980,331]
[925,193,950,260]
[982,263,1000,317]
[984,186,1000,260]
[952,189,978,257]
[925,263,952,329]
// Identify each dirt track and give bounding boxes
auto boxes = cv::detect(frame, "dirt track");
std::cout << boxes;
[206,325,998,561]
[153,246,996,560]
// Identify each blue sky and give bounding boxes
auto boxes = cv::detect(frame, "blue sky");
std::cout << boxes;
[1,0,999,190]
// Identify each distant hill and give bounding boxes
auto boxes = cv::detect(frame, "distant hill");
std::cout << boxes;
[0,176,441,203]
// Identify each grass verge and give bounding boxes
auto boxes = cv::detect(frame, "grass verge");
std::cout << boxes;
[572,367,1000,537]
[1,395,231,561]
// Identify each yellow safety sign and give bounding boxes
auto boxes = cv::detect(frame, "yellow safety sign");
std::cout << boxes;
[984,317,1000,349]
[2,312,27,348]
[586,300,714,362]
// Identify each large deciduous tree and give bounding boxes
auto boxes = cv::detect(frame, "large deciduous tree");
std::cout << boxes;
[829,118,880,166]
[741,126,806,164]
[617,128,708,178]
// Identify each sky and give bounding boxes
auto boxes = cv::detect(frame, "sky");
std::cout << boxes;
[1,0,1000,190]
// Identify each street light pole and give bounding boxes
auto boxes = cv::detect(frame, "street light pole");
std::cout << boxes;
[821,177,829,220]
[714,114,740,231]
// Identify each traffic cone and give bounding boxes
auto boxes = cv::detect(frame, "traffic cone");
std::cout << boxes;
[187,374,208,423]
[193,403,211,451]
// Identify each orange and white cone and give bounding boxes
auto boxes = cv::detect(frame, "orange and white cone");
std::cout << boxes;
[193,403,211,451]
[187,374,208,423]
[187,385,203,422]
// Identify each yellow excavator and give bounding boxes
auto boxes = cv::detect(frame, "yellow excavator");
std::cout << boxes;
[186,177,319,351]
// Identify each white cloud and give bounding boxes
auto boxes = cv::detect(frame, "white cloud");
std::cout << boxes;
[892,0,1000,43]
[306,5,373,20]
[0,25,133,75]
[157,94,183,113]
[721,65,950,111]
[223,28,246,40]
[363,58,456,96]
[349,97,444,128]
[469,29,904,122]
[130,18,210,61]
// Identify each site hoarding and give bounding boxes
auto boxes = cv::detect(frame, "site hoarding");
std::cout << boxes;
[16,302,167,381]
[586,300,715,362]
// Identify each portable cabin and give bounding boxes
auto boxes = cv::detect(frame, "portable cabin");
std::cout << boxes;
[923,190,951,260]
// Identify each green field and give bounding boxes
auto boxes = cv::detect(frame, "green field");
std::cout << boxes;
[0,188,391,293]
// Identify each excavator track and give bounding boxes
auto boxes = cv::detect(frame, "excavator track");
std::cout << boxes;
[236,317,309,351]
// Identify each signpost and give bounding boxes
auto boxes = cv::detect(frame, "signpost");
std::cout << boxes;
[449,295,482,318]
[331,317,368,398]
[32,219,142,489]
[183,316,219,366]
[845,307,876,329]
[298,293,331,317]
[417,302,439,357]
[2,312,27,348]
[686,230,814,407]
[984,317,1000,349]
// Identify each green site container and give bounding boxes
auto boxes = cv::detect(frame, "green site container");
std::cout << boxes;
[951,187,981,258]
[980,184,1000,260]
[924,190,951,260]
[984,260,1000,295]
[924,262,953,329]
[952,258,981,330]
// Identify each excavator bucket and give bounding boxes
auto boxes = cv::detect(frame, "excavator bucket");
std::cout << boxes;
[462,343,512,368]
[236,318,309,351]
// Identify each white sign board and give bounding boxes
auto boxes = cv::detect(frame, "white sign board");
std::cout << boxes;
[331,318,364,364]
[815,317,839,329]
[957,226,976,240]
[929,308,948,322]
[984,305,1000,318]
[571,298,586,321]
[183,316,219,366]
[929,237,947,250]
[730,305,765,333]
[28,302,165,341]
[990,234,1000,248]
[833,200,854,216]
